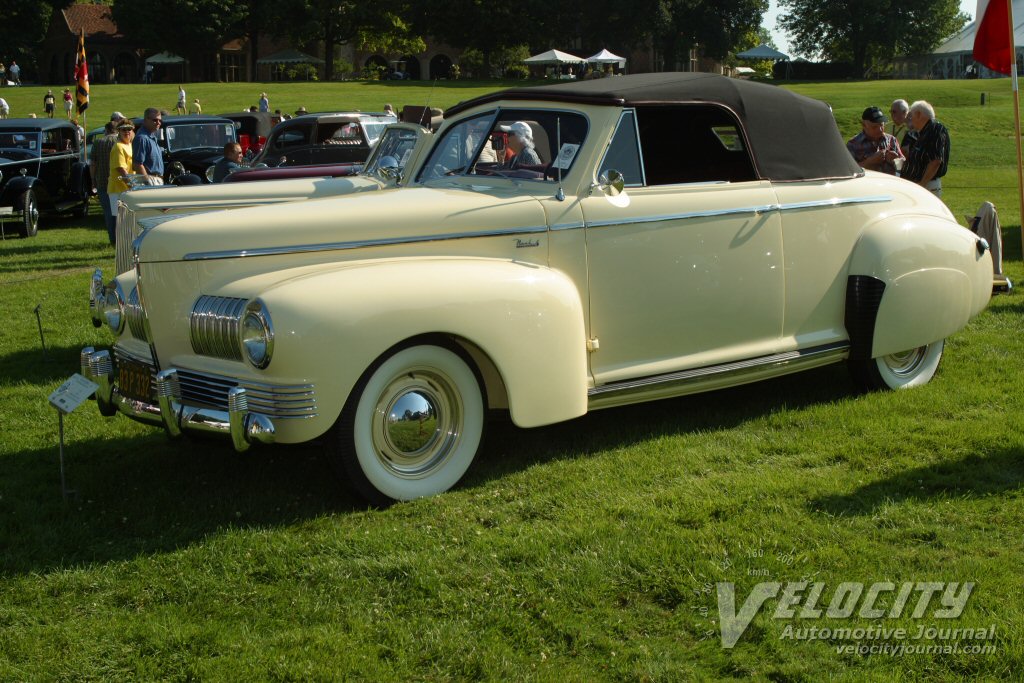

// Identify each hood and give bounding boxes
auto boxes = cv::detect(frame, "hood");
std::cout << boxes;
[138,184,547,263]
[123,173,382,211]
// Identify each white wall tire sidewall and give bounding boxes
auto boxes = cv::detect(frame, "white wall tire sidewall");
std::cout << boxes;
[352,346,483,501]
[874,339,944,389]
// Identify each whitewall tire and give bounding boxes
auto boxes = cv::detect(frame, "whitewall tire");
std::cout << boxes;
[328,344,485,505]
[849,339,945,391]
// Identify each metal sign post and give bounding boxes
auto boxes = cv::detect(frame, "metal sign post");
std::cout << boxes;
[47,374,98,501]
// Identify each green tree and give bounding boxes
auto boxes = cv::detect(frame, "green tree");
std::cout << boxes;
[726,26,776,77]
[2,0,70,81]
[112,0,246,67]
[655,0,767,70]
[779,0,967,76]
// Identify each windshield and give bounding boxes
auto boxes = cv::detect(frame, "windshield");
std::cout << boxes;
[0,131,41,154]
[418,112,497,181]
[164,123,236,152]
[360,116,398,146]
[363,126,422,177]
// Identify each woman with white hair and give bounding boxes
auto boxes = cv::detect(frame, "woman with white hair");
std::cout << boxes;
[500,121,541,169]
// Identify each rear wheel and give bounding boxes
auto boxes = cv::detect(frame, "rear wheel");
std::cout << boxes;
[326,344,485,505]
[848,340,944,391]
[17,189,38,237]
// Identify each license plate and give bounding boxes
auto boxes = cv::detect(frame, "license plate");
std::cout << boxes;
[118,358,152,402]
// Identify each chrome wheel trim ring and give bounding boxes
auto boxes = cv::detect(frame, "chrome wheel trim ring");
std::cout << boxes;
[882,346,928,378]
[371,368,462,479]
[27,196,39,229]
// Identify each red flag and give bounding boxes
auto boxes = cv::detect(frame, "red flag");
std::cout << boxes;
[74,29,90,114]
[974,0,1015,74]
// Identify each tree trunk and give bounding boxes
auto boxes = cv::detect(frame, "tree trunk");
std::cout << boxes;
[324,22,335,81]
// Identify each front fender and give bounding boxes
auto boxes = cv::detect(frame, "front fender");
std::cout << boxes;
[848,214,992,358]
[0,175,40,206]
[256,258,588,432]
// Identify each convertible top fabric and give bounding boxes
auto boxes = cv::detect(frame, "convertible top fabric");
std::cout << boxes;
[445,72,862,182]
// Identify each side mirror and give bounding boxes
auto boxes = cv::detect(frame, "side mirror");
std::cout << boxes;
[597,169,625,197]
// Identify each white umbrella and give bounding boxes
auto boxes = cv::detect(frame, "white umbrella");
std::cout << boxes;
[523,49,585,65]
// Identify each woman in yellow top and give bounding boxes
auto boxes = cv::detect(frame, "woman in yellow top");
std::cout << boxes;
[107,122,135,219]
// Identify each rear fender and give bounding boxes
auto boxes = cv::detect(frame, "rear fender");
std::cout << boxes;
[0,175,41,206]
[255,258,589,432]
[847,215,992,358]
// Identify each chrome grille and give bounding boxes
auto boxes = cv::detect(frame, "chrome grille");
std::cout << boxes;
[190,296,247,361]
[176,369,318,419]
[125,286,147,341]
[115,203,137,274]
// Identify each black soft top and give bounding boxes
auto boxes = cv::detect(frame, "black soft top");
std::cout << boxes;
[446,72,861,182]
[0,118,78,133]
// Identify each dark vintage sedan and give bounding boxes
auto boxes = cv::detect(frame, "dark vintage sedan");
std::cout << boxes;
[0,118,90,237]
[133,115,239,184]
[250,112,396,167]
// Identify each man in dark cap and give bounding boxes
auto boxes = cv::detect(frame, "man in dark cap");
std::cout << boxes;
[846,106,904,176]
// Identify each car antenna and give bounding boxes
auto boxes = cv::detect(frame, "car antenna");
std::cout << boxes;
[419,79,439,130]
[554,116,565,201]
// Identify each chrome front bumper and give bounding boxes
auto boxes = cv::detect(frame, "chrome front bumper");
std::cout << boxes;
[81,347,276,452]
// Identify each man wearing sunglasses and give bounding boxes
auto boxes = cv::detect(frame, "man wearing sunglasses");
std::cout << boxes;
[132,107,165,185]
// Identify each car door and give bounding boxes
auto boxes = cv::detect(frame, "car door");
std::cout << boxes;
[269,120,314,166]
[580,106,786,386]
[38,128,74,204]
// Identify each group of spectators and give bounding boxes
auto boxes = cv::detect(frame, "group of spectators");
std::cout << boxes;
[89,107,166,245]
[846,98,950,197]
[0,61,21,86]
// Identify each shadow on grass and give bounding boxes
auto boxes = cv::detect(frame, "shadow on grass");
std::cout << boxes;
[0,344,97,386]
[808,447,1024,516]
[469,363,857,486]
[0,431,361,577]
[0,363,858,577]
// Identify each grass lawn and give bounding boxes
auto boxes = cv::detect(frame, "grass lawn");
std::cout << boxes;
[1,78,1023,680]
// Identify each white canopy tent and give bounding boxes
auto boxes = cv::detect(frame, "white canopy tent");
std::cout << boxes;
[523,49,585,65]
[736,44,790,61]
[145,52,186,65]
[586,48,627,68]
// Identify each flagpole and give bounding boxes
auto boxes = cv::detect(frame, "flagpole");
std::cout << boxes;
[1010,0,1024,245]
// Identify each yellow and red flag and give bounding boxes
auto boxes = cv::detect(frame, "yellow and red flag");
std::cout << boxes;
[73,29,89,114]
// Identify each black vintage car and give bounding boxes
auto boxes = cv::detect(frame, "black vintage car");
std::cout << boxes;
[0,119,91,237]
[217,111,275,158]
[132,115,239,184]
[250,112,396,167]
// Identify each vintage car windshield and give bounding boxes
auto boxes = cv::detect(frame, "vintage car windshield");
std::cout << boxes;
[164,123,237,152]
[418,109,588,183]
[0,132,41,155]
[363,126,421,176]
[360,117,397,146]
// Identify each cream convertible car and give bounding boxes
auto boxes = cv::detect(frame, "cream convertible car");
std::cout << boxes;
[83,74,993,504]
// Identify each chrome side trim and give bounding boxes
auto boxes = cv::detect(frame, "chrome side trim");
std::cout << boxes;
[588,342,849,407]
[778,195,892,212]
[183,225,549,261]
[175,368,318,419]
[551,222,585,232]
[585,195,892,230]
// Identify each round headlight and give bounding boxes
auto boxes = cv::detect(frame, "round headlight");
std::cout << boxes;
[240,299,273,369]
[103,281,126,334]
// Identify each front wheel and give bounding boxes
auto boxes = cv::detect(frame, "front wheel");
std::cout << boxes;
[848,339,945,391]
[326,344,485,505]
[17,189,38,237]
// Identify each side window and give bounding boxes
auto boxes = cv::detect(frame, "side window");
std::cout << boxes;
[471,109,588,181]
[599,110,644,187]
[635,105,757,185]
[274,123,312,149]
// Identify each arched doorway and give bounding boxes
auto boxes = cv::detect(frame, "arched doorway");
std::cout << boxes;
[430,54,452,80]
[88,53,107,84]
[113,53,138,84]
[399,55,421,80]
[364,55,387,79]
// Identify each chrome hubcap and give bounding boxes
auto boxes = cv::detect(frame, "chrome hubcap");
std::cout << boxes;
[372,369,462,478]
[28,199,38,227]
[882,346,928,377]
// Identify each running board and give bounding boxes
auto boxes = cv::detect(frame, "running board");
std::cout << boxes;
[587,342,850,410]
